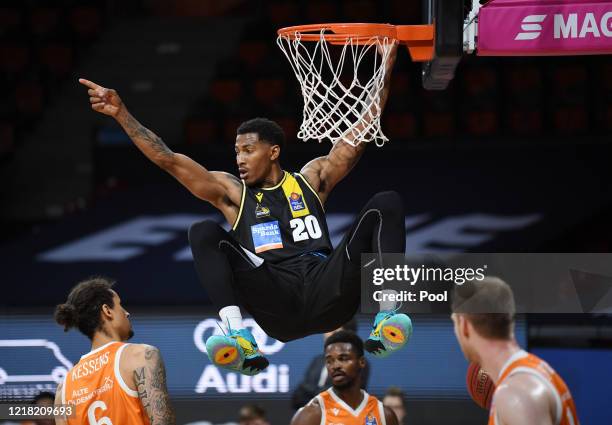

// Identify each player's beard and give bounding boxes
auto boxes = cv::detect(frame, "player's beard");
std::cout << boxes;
[127,328,135,340]
[332,376,355,391]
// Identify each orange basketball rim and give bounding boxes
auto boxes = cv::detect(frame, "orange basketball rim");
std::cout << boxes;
[277,23,434,62]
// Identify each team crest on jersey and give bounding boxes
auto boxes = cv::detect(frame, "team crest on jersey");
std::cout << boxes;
[256,192,263,203]
[255,203,270,219]
[365,414,378,425]
[289,192,305,211]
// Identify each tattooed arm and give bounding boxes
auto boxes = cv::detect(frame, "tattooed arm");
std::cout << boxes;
[78,78,242,224]
[123,344,175,425]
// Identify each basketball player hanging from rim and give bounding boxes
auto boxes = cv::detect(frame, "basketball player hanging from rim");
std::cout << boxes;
[79,41,411,376]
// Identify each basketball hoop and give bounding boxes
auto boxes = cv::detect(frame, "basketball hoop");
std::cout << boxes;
[277,23,433,147]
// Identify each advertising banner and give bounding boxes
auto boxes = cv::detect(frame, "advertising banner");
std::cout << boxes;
[479,1,612,56]
[0,314,526,401]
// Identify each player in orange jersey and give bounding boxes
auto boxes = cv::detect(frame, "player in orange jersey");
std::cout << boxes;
[52,277,175,425]
[291,330,399,425]
[451,277,580,425]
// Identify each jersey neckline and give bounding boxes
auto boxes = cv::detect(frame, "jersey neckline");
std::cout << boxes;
[259,170,288,191]
[328,387,370,417]
[81,340,121,360]
[497,348,528,381]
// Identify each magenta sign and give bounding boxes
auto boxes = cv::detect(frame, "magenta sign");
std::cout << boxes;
[478,0,612,56]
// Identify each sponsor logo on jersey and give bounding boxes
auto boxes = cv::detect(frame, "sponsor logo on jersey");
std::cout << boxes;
[331,408,340,416]
[255,204,270,219]
[251,221,283,253]
[365,414,378,425]
[70,376,114,406]
[256,192,263,203]
[289,192,305,212]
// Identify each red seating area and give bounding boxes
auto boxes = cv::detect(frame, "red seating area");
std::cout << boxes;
[1,1,608,154]
[185,1,609,145]
[0,1,105,160]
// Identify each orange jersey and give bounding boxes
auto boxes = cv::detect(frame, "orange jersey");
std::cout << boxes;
[313,388,386,425]
[62,341,150,425]
[488,350,579,425]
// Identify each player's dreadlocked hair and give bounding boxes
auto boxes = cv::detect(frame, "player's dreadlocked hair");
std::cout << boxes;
[54,277,115,340]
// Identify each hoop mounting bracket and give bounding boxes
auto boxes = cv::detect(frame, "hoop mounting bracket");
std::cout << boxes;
[396,25,435,62]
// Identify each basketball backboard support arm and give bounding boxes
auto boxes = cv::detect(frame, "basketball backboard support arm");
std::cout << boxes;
[421,0,464,90]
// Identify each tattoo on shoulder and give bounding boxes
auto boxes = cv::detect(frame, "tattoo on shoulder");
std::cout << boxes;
[125,114,172,157]
[133,346,175,425]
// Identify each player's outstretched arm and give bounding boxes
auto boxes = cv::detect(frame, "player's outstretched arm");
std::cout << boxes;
[128,344,176,425]
[290,403,322,425]
[384,405,400,425]
[300,43,397,203]
[54,382,67,425]
[78,78,242,217]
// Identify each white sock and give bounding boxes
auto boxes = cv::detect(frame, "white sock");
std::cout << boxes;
[219,305,243,330]
[379,290,398,312]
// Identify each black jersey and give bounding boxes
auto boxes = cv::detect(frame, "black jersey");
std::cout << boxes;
[230,171,332,263]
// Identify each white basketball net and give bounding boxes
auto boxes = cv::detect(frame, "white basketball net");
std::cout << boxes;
[277,31,394,147]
